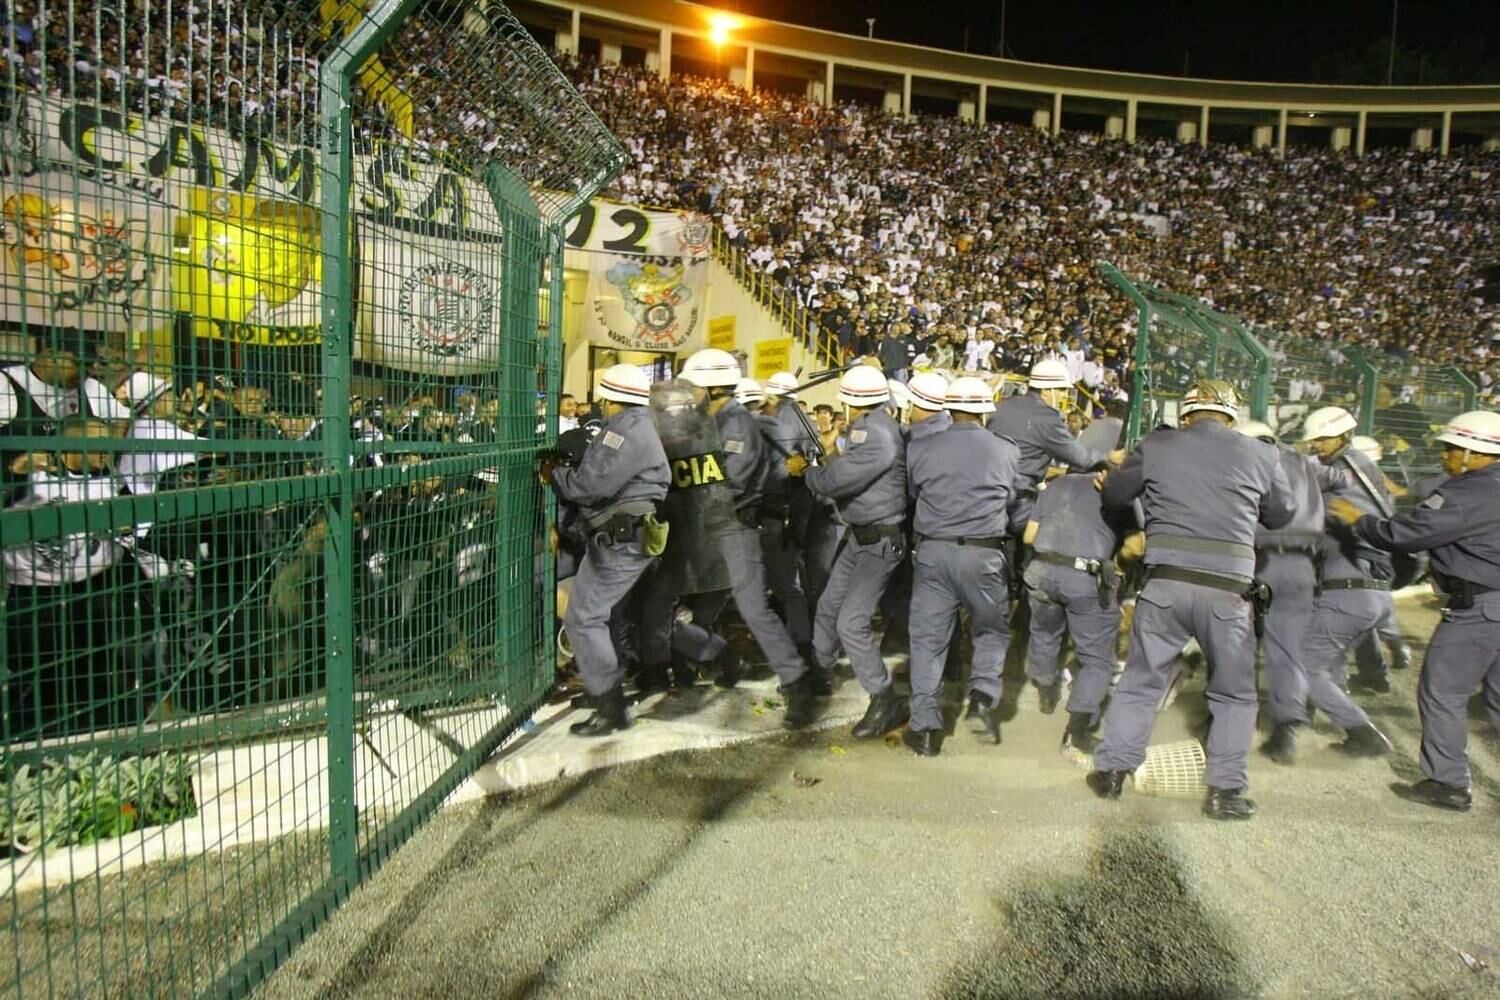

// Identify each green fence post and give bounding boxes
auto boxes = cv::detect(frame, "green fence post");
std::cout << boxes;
[318,0,422,896]
[1444,365,1479,412]
[1234,322,1273,422]
[1347,347,1380,435]
[1096,262,1151,445]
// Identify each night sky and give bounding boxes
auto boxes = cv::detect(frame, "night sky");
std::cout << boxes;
[725,0,1499,84]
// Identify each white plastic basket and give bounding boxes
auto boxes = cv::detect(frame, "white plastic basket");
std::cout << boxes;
[1132,739,1207,798]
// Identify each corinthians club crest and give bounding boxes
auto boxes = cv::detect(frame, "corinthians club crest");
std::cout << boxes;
[594,257,701,350]
[399,259,496,357]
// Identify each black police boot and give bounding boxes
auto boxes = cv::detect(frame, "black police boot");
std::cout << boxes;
[1062,711,1098,754]
[1203,787,1257,821]
[1390,643,1412,671]
[1035,679,1062,715]
[1336,723,1392,757]
[1086,769,1128,800]
[569,686,631,737]
[781,673,819,731]
[851,687,908,740]
[713,652,742,690]
[670,654,700,690]
[633,663,670,698]
[965,693,1002,744]
[902,728,943,757]
[805,663,834,697]
[1259,722,1300,766]
[1350,672,1392,695]
[797,642,816,666]
[1393,778,1472,812]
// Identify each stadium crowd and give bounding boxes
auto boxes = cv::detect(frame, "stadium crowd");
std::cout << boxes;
[558,56,1500,404]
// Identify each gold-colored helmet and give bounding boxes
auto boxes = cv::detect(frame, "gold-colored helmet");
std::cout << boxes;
[1180,379,1240,421]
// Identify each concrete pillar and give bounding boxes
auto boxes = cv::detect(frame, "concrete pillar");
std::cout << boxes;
[1032,109,1051,133]
[883,86,902,115]
[1199,105,1209,147]
[978,83,988,126]
[1276,107,1288,157]
[1355,109,1367,156]
[1175,120,1197,144]
[1051,92,1063,137]
[902,73,912,119]
[959,98,976,122]
[1331,126,1351,151]
[603,41,622,65]
[557,8,579,54]
[1411,128,1433,150]
[657,27,671,81]
[1440,109,1452,156]
[1105,115,1124,139]
[1252,125,1273,149]
[1125,98,1137,142]
[825,61,835,108]
[743,46,755,91]
[807,79,826,105]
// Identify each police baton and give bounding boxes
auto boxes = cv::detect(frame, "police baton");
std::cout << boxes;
[786,362,858,463]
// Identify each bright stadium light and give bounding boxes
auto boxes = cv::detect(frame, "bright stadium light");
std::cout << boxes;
[708,12,735,46]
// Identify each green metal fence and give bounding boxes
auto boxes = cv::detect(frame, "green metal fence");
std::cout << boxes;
[1098,262,1270,444]
[0,0,623,996]
[1102,264,1478,493]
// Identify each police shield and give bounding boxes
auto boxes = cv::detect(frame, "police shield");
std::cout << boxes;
[649,379,734,595]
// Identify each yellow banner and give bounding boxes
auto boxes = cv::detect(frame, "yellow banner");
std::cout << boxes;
[707,315,736,351]
[173,189,322,332]
[754,337,792,380]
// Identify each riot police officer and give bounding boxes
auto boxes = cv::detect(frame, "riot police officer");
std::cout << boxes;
[1239,420,1390,765]
[1022,470,1140,753]
[545,365,670,737]
[1302,406,1398,697]
[1350,434,1414,677]
[1088,380,1296,820]
[680,349,821,729]
[757,371,817,657]
[1329,410,1500,812]
[788,365,907,740]
[904,375,1022,756]
[988,359,1123,527]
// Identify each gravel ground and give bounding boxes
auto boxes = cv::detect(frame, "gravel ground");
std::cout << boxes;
[257,594,1500,1000]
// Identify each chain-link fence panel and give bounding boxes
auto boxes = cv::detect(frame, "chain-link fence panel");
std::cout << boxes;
[0,0,622,996]
[1356,350,1477,494]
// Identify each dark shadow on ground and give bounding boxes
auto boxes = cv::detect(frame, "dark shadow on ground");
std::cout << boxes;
[939,824,1258,1000]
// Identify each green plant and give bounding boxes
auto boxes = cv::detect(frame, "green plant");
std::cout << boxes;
[0,750,199,854]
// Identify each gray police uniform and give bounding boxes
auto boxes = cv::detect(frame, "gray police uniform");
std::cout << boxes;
[757,401,816,646]
[1024,473,1133,722]
[988,392,1107,526]
[1306,446,1394,692]
[551,406,670,697]
[1353,462,1500,789]
[1256,446,1343,727]
[1094,419,1296,791]
[906,415,1021,732]
[805,409,907,696]
[715,398,807,684]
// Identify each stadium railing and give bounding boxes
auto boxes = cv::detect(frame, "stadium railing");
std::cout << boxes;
[711,228,843,369]
[0,0,623,996]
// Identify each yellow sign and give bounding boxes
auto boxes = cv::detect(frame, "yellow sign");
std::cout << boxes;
[707,315,737,351]
[754,337,792,380]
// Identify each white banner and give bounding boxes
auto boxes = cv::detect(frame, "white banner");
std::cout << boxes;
[356,221,506,375]
[586,253,708,352]
[0,171,171,335]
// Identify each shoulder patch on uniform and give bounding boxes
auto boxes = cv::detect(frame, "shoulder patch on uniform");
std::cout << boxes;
[849,429,868,445]
[1421,493,1445,510]
[601,431,625,450]
[724,439,745,454]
